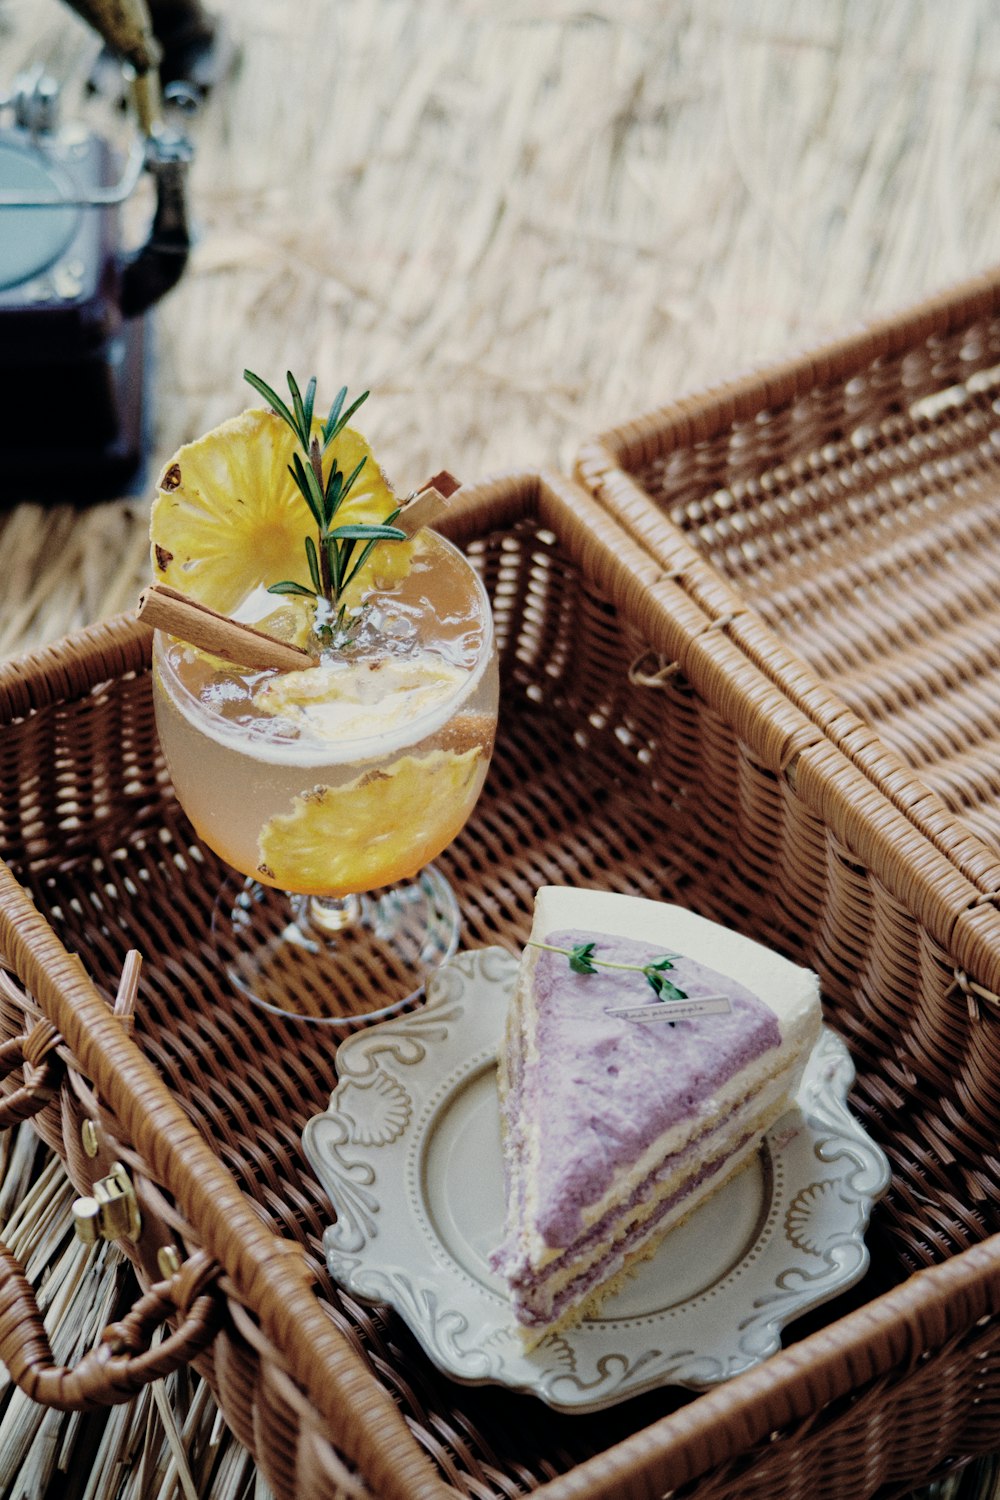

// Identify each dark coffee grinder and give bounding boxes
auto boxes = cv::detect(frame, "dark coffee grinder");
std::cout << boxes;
[0,1,211,499]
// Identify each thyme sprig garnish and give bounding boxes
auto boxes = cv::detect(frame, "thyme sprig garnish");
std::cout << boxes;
[244,368,406,632]
[527,940,688,1000]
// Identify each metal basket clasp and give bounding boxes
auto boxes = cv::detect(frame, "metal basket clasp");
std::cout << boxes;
[72,1161,142,1245]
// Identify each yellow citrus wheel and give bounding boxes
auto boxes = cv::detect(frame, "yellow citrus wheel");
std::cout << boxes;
[257,747,483,897]
[150,406,412,615]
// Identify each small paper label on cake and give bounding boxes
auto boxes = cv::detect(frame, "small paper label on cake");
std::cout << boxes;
[605,996,733,1022]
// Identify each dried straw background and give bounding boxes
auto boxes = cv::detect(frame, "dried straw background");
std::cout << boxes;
[3,0,1000,1495]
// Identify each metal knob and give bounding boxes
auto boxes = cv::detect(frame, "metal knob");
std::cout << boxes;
[72,1162,142,1245]
[12,67,61,135]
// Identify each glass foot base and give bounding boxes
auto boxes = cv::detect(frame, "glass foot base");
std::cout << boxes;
[211,864,461,1025]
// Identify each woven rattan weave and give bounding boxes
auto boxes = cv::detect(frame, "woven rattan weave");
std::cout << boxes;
[577,267,1000,905]
[3,471,1000,1498]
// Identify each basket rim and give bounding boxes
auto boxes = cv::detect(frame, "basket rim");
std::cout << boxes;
[531,1234,1000,1500]
[579,262,1000,470]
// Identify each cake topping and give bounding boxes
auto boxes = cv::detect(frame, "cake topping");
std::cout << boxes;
[527,936,689,1000]
[527,933,737,1020]
[604,995,733,1022]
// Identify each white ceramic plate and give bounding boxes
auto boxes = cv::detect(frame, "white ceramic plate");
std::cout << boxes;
[303,947,890,1413]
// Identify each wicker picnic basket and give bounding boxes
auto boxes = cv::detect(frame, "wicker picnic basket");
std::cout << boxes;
[3,469,1000,1499]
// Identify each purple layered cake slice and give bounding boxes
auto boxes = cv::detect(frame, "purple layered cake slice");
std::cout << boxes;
[491,887,822,1340]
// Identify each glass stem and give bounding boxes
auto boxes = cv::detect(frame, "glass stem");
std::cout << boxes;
[297,892,362,936]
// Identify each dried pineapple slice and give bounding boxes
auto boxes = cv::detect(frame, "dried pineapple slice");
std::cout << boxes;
[257,748,483,896]
[150,407,411,616]
[253,654,468,741]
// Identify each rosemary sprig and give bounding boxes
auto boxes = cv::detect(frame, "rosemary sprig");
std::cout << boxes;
[244,368,406,627]
[527,940,688,1000]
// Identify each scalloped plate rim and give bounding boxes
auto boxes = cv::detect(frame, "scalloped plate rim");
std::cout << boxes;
[303,945,891,1413]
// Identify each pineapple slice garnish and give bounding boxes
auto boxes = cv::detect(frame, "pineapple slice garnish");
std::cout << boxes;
[150,407,411,619]
[256,748,483,896]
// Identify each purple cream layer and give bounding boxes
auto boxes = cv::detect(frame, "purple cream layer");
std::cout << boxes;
[499,1111,756,1293]
[511,1133,752,1328]
[522,930,779,1248]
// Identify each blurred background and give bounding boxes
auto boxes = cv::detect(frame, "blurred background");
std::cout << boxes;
[2,0,1000,1494]
[4,0,1000,654]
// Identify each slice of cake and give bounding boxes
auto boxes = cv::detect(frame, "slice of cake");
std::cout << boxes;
[491,887,822,1340]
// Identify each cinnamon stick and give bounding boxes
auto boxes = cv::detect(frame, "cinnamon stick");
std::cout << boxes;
[136,582,318,671]
[395,470,461,537]
[423,469,461,499]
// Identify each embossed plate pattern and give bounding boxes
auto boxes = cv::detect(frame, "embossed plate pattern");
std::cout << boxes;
[303,947,891,1412]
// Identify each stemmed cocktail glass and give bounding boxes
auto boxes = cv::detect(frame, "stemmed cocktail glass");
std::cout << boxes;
[147,373,498,1023]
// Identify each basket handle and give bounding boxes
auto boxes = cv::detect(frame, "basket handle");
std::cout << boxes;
[0,1245,222,1411]
[0,965,225,1410]
[0,1019,64,1127]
